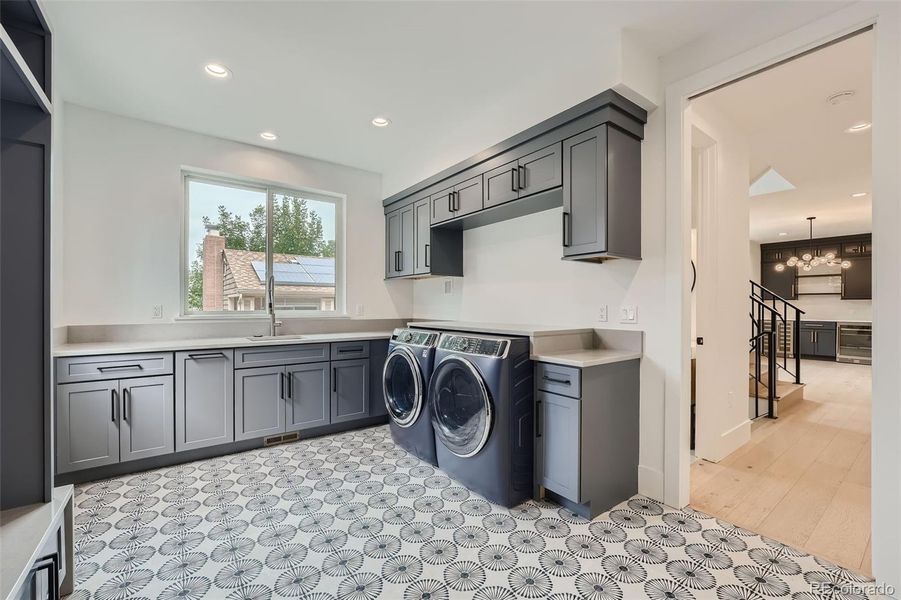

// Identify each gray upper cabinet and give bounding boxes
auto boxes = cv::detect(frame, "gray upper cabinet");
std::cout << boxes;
[57,380,119,474]
[563,125,641,260]
[537,391,580,502]
[484,160,519,209]
[385,203,414,278]
[519,143,562,197]
[431,176,483,224]
[286,363,330,432]
[119,375,174,462]
[413,198,431,275]
[430,186,455,225]
[175,350,234,452]
[235,366,286,441]
[332,359,369,424]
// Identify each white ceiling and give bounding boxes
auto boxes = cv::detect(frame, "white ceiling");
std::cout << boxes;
[46,0,845,194]
[693,31,873,244]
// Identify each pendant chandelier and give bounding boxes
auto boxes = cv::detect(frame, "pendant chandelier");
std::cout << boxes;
[775,216,852,272]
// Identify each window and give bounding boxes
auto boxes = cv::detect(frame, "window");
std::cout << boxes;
[184,173,342,316]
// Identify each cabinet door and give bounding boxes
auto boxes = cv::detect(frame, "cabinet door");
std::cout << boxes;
[56,381,119,473]
[799,329,817,356]
[563,126,607,257]
[413,199,431,275]
[483,160,519,209]
[431,186,455,224]
[286,363,330,432]
[368,340,389,418]
[842,256,871,299]
[816,330,837,358]
[385,208,401,278]
[175,350,234,452]
[453,175,483,217]
[120,375,174,462]
[761,263,796,300]
[519,143,562,197]
[331,359,369,424]
[537,391,580,502]
[398,204,415,276]
[235,366,286,441]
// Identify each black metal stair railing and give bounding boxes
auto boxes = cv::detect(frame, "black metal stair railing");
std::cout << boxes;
[749,280,805,418]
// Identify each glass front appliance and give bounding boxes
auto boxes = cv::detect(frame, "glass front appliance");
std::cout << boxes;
[429,357,492,458]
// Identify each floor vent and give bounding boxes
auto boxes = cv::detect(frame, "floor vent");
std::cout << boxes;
[263,432,300,447]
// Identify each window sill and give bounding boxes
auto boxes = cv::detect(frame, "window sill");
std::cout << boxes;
[175,313,352,322]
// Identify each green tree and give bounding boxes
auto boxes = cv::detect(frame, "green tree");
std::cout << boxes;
[187,195,334,310]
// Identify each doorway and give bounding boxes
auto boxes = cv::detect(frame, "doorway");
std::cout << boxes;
[686,31,874,575]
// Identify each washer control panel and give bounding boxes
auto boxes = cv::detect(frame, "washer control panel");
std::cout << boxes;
[438,334,508,357]
[392,328,438,347]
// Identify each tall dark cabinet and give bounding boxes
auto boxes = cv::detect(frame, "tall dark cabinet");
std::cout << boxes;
[1,0,53,510]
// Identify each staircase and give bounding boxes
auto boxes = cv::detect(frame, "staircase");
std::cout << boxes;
[749,280,805,418]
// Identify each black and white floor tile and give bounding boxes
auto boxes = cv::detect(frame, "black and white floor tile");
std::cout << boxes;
[68,425,876,599]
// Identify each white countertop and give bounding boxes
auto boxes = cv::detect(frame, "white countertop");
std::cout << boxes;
[531,348,643,368]
[1,485,73,600]
[53,331,393,357]
[408,321,593,337]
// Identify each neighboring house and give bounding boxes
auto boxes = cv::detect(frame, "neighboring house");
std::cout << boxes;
[202,229,335,312]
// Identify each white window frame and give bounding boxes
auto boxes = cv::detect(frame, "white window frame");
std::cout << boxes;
[180,168,346,319]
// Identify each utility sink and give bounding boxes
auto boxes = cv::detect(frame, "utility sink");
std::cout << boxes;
[246,334,306,342]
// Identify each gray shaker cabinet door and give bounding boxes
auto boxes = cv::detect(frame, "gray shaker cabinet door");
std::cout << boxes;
[537,391,581,502]
[483,160,519,209]
[453,175,483,217]
[413,198,431,275]
[431,186,455,225]
[563,125,607,257]
[286,362,330,432]
[519,143,562,198]
[119,375,174,462]
[235,366,287,441]
[331,359,369,424]
[399,204,415,276]
[57,381,119,473]
[175,350,235,452]
[385,208,402,278]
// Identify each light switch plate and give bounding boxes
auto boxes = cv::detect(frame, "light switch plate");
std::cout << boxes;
[598,305,608,322]
[444,279,454,295]
[620,304,637,324]
[152,304,163,319]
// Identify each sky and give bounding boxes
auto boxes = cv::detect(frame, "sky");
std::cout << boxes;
[187,179,337,261]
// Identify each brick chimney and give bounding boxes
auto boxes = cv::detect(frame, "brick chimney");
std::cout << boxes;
[202,226,226,311]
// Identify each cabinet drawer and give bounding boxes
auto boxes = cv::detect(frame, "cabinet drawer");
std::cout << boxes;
[536,362,581,398]
[235,343,329,369]
[56,352,173,384]
[331,340,370,361]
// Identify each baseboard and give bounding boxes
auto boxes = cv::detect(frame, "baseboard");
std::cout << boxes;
[637,464,665,503]
[718,418,752,459]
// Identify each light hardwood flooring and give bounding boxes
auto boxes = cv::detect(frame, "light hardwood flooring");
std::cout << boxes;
[691,359,872,575]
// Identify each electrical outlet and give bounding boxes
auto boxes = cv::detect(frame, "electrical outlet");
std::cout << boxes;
[598,305,608,322]
[152,304,163,319]
[620,304,637,324]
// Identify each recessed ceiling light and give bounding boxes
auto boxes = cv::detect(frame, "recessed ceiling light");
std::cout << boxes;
[826,90,855,105]
[778,232,788,236]
[371,116,391,127]
[204,63,231,79]
[850,191,868,198]
[846,121,872,133]
[259,131,278,141]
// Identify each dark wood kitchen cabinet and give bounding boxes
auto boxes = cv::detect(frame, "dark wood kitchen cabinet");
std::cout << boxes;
[761,263,796,300]
[842,256,872,299]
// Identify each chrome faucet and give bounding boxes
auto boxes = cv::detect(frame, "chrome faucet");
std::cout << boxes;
[266,274,281,336]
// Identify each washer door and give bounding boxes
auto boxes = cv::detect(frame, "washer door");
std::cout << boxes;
[429,356,492,458]
[383,347,424,427]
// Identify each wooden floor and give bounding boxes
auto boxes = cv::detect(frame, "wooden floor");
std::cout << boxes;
[691,359,872,575]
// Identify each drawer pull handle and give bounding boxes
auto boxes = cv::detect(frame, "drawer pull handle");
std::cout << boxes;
[542,375,571,386]
[111,389,117,422]
[535,400,542,438]
[188,352,226,360]
[98,364,143,372]
[123,388,130,422]
[337,347,363,354]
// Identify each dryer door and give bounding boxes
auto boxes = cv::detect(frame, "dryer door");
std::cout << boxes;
[383,346,424,427]
[429,356,492,458]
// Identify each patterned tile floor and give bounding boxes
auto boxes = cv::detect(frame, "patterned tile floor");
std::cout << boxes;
[68,425,877,600]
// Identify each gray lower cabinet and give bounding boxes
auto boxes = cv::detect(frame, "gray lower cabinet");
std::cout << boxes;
[332,359,369,423]
[235,366,287,441]
[286,363,330,432]
[537,391,580,501]
[57,375,175,473]
[119,376,174,462]
[57,380,119,473]
[175,350,234,452]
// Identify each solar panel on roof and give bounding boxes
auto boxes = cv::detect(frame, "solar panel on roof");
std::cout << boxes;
[250,259,335,287]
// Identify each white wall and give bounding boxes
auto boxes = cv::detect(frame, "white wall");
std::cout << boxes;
[690,105,752,462]
[59,104,412,326]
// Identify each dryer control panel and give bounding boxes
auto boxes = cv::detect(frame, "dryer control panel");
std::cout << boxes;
[439,334,508,357]
[392,329,438,347]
